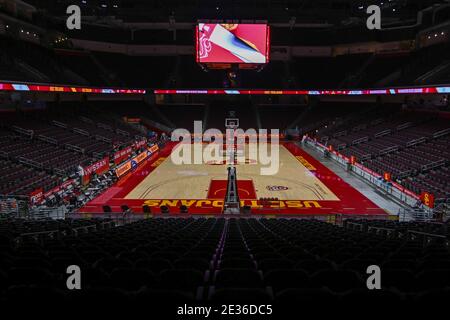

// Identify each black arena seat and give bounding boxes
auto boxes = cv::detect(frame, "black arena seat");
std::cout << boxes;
[213,269,264,289]
[135,258,173,274]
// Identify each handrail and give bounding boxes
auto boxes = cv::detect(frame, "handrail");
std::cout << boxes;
[38,134,57,145]
[95,134,111,143]
[375,129,391,138]
[12,125,33,137]
[371,119,385,126]
[19,229,60,238]
[397,122,413,131]
[406,137,426,147]
[421,159,445,171]
[346,222,448,242]
[434,128,450,138]
[79,116,95,124]
[98,123,113,131]
[15,221,115,241]
[368,226,393,232]
[52,121,67,128]
[333,130,347,138]
[378,145,399,156]
[73,128,89,136]
[18,156,43,169]
[65,143,84,153]
[407,230,446,239]
[116,128,130,136]
[352,136,369,145]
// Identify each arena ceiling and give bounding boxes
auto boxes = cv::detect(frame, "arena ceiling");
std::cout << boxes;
[21,0,447,24]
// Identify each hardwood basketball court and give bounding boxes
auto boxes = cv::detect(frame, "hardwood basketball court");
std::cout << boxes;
[126,143,339,201]
[80,141,386,216]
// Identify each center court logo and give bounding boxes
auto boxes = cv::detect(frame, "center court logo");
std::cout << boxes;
[171,121,280,175]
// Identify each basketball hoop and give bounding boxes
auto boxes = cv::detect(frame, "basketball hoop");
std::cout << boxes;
[225,118,239,129]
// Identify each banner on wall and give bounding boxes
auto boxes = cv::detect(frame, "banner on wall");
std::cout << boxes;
[30,188,44,205]
[115,161,133,178]
[44,179,75,198]
[148,144,159,154]
[124,117,141,123]
[390,181,420,200]
[420,192,435,209]
[134,139,147,149]
[354,163,381,178]
[133,151,148,164]
[115,146,159,178]
[81,157,110,185]
[114,147,133,165]
[30,179,76,205]
[115,151,147,178]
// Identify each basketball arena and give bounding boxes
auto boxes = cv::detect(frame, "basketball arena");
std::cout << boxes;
[0,0,450,312]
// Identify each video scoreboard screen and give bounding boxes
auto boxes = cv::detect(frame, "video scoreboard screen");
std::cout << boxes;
[196,23,270,64]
